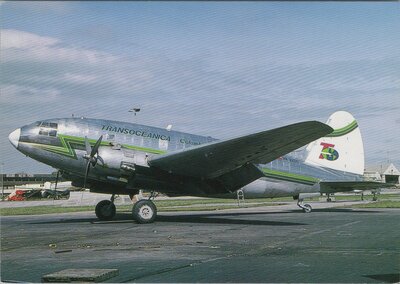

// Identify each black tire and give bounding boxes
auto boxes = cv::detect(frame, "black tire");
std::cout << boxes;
[132,200,157,224]
[95,200,116,221]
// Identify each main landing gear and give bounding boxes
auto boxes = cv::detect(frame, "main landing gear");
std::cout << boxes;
[297,198,312,213]
[94,192,158,223]
[95,194,116,221]
[132,199,157,224]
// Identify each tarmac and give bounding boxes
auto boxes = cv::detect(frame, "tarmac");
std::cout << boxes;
[1,203,399,283]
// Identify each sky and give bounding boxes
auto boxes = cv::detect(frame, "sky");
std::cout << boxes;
[0,2,399,173]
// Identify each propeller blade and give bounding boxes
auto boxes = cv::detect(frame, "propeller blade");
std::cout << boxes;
[82,135,103,188]
[91,135,103,157]
[83,160,91,189]
[84,136,92,155]
[96,155,105,166]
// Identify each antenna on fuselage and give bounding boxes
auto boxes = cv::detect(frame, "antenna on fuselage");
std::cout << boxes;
[129,107,141,116]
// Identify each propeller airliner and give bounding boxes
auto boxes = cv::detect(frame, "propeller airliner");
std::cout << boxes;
[8,111,387,223]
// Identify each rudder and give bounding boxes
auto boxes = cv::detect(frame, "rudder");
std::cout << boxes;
[305,111,364,175]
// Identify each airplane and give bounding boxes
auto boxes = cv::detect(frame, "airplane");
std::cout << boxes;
[8,111,387,223]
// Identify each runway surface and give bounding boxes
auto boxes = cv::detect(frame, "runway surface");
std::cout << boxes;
[1,206,399,283]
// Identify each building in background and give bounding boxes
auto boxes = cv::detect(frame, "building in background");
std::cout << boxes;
[364,163,400,185]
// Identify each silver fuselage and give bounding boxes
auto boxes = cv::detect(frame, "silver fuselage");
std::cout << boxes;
[12,118,362,198]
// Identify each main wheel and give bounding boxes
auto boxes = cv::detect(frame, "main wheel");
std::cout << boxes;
[95,200,116,221]
[302,204,312,213]
[132,200,157,224]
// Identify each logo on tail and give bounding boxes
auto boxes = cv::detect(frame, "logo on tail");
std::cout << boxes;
[319,142,339,161]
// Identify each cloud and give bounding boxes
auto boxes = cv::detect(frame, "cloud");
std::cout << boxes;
[1,29,59,49]
[63,73,98,84]
[0,84,60,105]
[1,29,117,64]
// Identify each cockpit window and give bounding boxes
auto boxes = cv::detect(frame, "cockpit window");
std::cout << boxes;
[39,122,58,129]
[38,121,58,137]
[39,129,58,137]
[39,130,48,136]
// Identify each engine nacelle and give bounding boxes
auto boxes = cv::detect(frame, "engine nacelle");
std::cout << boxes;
[95,146,149,176]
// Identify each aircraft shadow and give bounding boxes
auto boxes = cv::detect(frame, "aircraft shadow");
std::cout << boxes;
[155,214,306,226]
[363,273,400,283]
[28,211,306,226]
[27,208,379,226]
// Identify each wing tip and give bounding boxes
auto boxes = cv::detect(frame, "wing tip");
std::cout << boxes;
[302,120,334,136]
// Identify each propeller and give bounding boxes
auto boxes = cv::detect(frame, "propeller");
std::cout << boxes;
[83,135,103,188]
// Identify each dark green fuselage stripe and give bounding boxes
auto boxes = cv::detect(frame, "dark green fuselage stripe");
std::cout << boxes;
[261,168,319,185]
[28,134,167,159]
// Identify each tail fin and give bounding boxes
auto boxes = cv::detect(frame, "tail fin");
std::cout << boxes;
[305,111,364,175]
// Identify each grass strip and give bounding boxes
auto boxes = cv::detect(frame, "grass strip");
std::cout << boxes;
[0,206,94,216]
[350,201,400,208]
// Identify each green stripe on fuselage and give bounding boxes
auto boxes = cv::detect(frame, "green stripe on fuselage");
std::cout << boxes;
[261,168,319,185]
[29,134,167,159]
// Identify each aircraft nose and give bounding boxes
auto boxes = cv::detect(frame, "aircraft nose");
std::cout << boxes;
[9,128,21,148]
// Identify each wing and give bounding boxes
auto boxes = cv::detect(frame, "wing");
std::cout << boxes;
[148,121,333,179]
[320,181,396,193]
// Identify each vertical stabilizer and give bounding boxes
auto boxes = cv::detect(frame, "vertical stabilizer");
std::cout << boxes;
[305,111,364,175]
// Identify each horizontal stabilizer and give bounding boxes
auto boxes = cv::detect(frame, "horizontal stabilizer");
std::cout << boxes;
[149,121,333,179]
[320,181,395,193]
